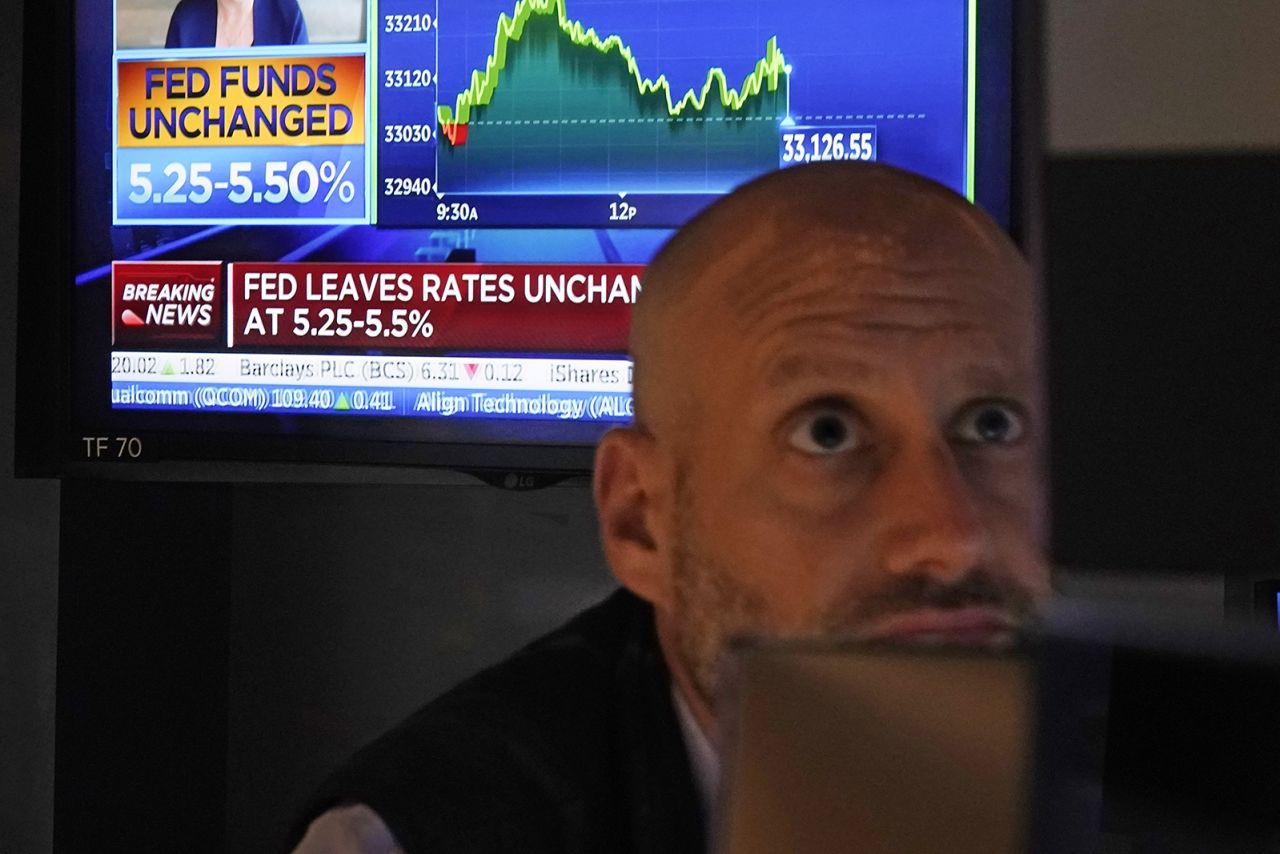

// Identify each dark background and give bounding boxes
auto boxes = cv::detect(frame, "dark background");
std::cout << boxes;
[2,0,61,851]
[3,1,1279,852]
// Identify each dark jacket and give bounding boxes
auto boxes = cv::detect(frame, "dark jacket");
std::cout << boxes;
[289,590,706,853]
[165,0,308,49]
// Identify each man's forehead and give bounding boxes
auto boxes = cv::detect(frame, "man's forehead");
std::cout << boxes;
[675,215,964,290]
[687,229,1027,330]
[638,165,1025,329]
[761,347,1033,395]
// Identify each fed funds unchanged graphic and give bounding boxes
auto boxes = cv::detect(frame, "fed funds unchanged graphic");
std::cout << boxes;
[376,0,973,228]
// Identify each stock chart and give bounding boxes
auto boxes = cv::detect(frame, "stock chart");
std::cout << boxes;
[376,0,972,228]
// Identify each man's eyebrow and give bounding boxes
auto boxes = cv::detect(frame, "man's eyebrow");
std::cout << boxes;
[954,363,1025,393]
[763,359,1027,394]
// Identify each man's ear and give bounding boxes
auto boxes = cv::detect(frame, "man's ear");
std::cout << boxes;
[593,427,674,609]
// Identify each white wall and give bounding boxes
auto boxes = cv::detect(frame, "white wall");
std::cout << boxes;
[1046,0,1280,153]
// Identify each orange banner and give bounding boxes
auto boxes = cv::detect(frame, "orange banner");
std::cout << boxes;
[117,55,366,148]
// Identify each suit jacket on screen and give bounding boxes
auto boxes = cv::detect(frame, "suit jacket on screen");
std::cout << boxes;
[165,0,308,49]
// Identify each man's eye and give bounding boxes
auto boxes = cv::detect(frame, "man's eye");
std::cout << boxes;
[787,411,860,455]
[954,402,1026,445]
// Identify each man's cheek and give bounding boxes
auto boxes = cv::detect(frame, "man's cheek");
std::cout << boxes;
[983,513,1051,595]
[750,542,843,629]
[767,495,873,576]
[974,470,1045,532]
[770,458,877,518]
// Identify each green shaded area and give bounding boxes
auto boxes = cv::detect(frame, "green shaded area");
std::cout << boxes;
[439,8,787,193]
[438,0,787,128]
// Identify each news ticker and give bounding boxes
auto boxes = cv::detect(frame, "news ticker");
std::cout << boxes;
[111,353,634,422]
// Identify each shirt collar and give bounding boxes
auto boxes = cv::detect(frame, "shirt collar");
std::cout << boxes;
[670,685,721,818]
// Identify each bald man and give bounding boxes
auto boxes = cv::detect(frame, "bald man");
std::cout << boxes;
[290,163,1052,854]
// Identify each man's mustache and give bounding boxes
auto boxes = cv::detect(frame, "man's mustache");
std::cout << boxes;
[832,570,1041,631]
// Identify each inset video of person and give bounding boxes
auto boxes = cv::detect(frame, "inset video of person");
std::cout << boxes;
[115,0,365,50]
[166,0,308,49]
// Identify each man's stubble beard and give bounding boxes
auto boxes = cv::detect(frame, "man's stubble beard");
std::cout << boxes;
[667,471,1044,714]
[670,532,767,712]
[669,473,776,712]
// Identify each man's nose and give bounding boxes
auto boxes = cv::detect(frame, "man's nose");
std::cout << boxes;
[871,440,989,582]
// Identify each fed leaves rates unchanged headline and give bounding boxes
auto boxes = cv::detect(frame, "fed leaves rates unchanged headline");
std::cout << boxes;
[242,268,643,306]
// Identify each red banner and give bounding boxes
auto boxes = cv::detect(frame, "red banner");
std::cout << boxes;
[228,263,640,351]
[113,261,223,346]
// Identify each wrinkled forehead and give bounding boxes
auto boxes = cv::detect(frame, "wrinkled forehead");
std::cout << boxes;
[687,218,1031,334]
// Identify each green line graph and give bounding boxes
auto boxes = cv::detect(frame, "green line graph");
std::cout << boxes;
[437,0,788,145]
[434,0,790,194]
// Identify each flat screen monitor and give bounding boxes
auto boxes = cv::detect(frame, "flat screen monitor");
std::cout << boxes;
[17,0,1032,479]
[718,623,1280,854]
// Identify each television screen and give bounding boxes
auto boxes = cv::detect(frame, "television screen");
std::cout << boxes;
[26,0,1023,476]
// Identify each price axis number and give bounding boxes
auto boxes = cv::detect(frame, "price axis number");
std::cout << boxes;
[384,68,435,89]
[384,176,435,198]
[384,124,435,144]
[383,13,434,34]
